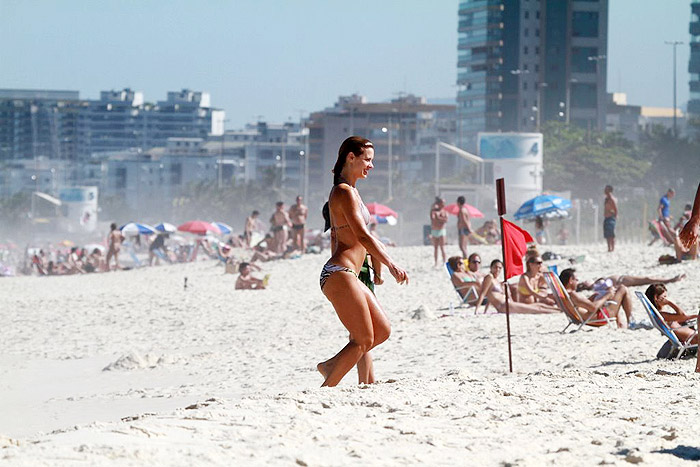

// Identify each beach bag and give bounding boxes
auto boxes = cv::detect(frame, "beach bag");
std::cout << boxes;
[656,341,698,359]
[358,256,374,294]
[658,254,680,265]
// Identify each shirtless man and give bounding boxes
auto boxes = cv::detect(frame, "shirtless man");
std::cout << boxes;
[603,185,618,252]
[269,201,292,255]
[430,197,449,268]
[244,210,260,248]
[105,223,124,271]
[288,195,309,253]
[559,268,633,328]
[456,196,472,258]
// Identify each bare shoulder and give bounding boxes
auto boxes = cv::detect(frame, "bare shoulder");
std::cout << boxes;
[330,184,355,203]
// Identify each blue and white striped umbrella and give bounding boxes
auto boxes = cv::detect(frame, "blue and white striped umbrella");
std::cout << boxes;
[120,222,157,235]
[155,222,178,233]
[211,221,233,235]
[514,195,572,221]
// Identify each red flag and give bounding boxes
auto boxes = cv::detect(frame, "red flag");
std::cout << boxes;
[501,219,533,279]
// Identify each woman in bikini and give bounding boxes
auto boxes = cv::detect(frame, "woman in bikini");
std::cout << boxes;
[517,254,554,305]
[645,284,698,345]
[474,259,559,314]
[430,197,448,268]
[448,255,481,305]
[318,136,409,387]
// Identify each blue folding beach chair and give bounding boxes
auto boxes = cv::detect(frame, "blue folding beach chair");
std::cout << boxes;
[445,262,479,311]
[634,291,698,359]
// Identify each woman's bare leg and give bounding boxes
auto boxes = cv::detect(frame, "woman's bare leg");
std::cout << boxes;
[439,238,446,264]
[614,274,686,287]
[319,278,390,387]
[357,353,374,384]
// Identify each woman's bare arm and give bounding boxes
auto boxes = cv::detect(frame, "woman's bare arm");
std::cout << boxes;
[680,183,700,248]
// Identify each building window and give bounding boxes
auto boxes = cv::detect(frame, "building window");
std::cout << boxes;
[535,28,540,37]
[524,28,529,37]
[572,11,599,37]
[524,11,529,19]
[572,47,598,73]
[523,81,528,90]
[523,63,528,71]
[536,10,540,19]
[523,99,527,108]
[524,46,529,55]
[535,64,540,72]
[535,46,540,55]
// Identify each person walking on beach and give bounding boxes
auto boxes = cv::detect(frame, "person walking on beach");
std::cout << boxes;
[679,182,700,373]
[318,136,408,387]
[289,195,308,253]
[244,210,260,247]
[456,196,472,258]
[603,185,618,252]
[105,223,123,271]
[269,202,292,254]
[430,197,448,268]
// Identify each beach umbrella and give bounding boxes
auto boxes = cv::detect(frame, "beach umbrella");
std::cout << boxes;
[372,215,398,226]
[120,222,157,235]
[365,202,398,218]
[211,221,233,235]
[178,220,221,235]
[514,195,572,221]
[155,222,177,233]
[444,203,484,218]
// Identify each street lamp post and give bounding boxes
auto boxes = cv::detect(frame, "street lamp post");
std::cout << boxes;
[587,55,607,130]
[536,82,548,132]
[510,69,530,130]
[665,40,684,137]
[381,120,393,200]
[565,78,578,124]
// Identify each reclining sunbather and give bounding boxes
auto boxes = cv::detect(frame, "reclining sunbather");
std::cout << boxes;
[645,283,698,345]
[577,273,686,291]
[473,259,559,314]
[560,268,633,328]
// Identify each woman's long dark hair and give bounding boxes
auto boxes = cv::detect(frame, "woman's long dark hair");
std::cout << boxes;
[323,136,374,231]
[645,283,666,310]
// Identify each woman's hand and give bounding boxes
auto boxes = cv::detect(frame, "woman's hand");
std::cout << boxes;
[389,263,409,285]
[679,216,700,249]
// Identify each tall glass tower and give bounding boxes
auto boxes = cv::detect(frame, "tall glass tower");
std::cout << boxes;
[689,1,700,125]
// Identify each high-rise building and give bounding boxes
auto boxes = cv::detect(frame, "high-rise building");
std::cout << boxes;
[456,0,608,150]
[689,0,700,124]
[0,89,83,162]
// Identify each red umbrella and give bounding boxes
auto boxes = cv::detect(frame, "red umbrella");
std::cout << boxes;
[178,220,222,235]
[445,203,484,218]
[365,202,398,218]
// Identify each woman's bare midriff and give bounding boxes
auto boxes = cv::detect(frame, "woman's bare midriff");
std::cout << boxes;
[328,225,366,273]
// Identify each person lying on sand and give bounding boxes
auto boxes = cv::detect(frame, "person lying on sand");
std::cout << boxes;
[560,268,633,328]
[645,283,698,345]
[576,273,686,292]
[235,262,267,290]
[472,259,559,314]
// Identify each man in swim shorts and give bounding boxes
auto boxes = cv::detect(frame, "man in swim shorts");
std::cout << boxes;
[603,185,618,252]
[456,195,472,258]
[288,195,308,253]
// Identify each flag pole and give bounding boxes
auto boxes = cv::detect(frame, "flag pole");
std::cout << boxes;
[496,178,513,373]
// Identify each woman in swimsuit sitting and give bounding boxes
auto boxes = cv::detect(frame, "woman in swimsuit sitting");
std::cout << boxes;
[448,255,481,304]
[645,284,698,345]
[317,136,409,388]
[517,254,554,305]
[473,259,560,314]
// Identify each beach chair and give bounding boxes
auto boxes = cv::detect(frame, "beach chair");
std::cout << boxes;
[445,262,479,310]
[543,271,615,333]
[634,291,698,359]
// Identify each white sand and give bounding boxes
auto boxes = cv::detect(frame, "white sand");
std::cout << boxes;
[2,242,700,465]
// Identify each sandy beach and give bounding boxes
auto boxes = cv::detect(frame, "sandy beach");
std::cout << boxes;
[2,241,700,465]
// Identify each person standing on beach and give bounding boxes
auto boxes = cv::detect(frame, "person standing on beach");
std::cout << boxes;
[244,210,260,248]
[456,196,472,258]
[679,182,700,373]
[105,223,123,271]
[430,197,448,268]
[289,195,308,253]
[603,185,618,252]
[269,202,292,254]
[658,188,676,238]
[318,136,408,387]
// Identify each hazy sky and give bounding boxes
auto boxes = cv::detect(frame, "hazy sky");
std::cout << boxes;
[0,0,693,128]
